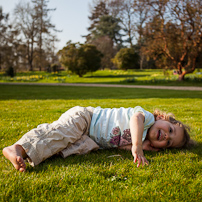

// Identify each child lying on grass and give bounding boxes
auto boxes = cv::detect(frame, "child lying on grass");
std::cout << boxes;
[3,106,193,172]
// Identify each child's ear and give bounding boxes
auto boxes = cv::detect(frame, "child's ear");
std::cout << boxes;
[156,115,165,120]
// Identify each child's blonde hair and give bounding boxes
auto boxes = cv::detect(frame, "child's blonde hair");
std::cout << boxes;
[153,109,195,148]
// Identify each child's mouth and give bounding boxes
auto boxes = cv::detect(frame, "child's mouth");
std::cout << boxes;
[157,130,161,140]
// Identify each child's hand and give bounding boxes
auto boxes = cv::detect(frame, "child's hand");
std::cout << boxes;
[142,140,159,151]
[132,145,149,167]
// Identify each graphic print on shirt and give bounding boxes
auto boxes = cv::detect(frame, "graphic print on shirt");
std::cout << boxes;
[119,129,132,146]
[109,126,121,146]
[109,126,132,147]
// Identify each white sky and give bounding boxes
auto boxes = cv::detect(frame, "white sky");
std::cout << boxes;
[0,0,93,51]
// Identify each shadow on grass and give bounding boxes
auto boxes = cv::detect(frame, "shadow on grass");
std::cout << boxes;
[25,144,202,174]
[189,141,202,157]
[25,149,132,173]
[146,142,202,159]
[24,140,202,174]
[0,84,202,100]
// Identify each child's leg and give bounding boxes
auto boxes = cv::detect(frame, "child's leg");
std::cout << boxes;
[3,144,27,172]
[3,106,93,169]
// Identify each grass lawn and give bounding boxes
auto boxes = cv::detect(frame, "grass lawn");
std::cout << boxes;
[0,84,201,201]
[1,69,202,86]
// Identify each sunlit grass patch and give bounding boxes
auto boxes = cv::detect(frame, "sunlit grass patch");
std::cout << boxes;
[0,69,202,86]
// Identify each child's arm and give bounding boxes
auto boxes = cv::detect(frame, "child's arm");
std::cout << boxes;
[130,112,148,167]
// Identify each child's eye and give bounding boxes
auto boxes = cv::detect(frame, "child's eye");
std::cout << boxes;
[169,128,173,133]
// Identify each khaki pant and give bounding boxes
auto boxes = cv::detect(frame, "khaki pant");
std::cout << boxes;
[16,106,99,166]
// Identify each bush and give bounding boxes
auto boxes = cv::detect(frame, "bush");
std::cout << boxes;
[112,48,139,70]
[58,42,102,77]
[51,64,59,72]
[6,66,15,77]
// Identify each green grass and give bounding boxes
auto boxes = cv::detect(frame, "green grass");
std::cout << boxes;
[1,69,202,86]
[0,84,202,201]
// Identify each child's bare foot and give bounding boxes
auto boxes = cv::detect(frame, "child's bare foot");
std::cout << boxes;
[3,144,27,172]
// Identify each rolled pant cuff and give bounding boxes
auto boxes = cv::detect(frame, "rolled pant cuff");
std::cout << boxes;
[16,141,43,167]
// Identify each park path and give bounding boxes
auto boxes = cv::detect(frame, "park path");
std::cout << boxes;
[1,82,202,91]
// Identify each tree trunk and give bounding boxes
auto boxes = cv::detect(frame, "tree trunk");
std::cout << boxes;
[0,53,1,70]
[178,72,185,81]
[29,62,33,71]
[178,57,196,81]
[177,62,184,81]
[140,53,144,70]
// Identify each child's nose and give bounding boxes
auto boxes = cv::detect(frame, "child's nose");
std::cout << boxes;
[165,133,170,140]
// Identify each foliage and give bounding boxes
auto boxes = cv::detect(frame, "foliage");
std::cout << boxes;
[85,1,123,62]
[1,0,202,80]
[93,15,123,48]
[5,66,15,77]
[2,0,202,80]
[112,48,139,70]
[5,0,58,72]
[91,36,115,69]
[85,1,109,43]
[31,0,58,71]
[143,0,202,80]
[0,7,9,71]
[14,2,37,71]
[0,7,20,72]
[51,63,59,72]
[85,0,202,79]
[58,42,102,77]
[80,43,103,73]
[0,84,201,201]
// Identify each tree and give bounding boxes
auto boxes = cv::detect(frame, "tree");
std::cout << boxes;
[58,42,102,77]
[133,0,149,70]
[143,0,202,80]
[32,0,57,71]
[0,7,9,70]
[14,2,38,71]
[86,0,149,69]
[93,15,123,48]
[112,48,139,69]
[81,43,103,73]
[13,0,59,71]
[86,0,123,48]
[91,35,115,69]
[108,0,136,47]
[85,1,109,43]
[0,7,20,72]
[85,1,125,69]
[0,6,10,70]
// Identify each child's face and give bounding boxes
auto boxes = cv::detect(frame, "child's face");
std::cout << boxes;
[147,119,184,149]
